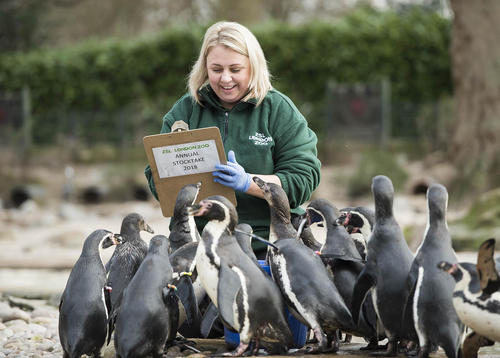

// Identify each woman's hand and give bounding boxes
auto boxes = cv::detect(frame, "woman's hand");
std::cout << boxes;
[213,150,251,192]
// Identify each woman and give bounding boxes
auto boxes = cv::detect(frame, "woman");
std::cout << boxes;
[145,21,321,257]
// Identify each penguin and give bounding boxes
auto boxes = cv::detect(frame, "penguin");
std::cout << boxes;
[252,177,355,353]
[438,238,500,358]
[189,195,294,356]
[337,206,374,260]
[306,198,383,349]
[167,183,206,339]
[405,184,464,358]
[169,182,202,253]
[113,235,180,358]
[59,229,122,358]
[351,175,415,356]
[106,213,154,310]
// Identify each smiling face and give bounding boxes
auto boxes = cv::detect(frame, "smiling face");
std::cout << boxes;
[206,44,251,109]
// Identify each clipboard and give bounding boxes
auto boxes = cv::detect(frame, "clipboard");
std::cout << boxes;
[143,126,237,217]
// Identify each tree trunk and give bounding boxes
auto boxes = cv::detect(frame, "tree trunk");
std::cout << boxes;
[449,0,500,192]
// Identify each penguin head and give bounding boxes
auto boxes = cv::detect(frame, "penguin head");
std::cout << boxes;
[306,199,332,227]
[253,176,291,221]
[426,183,448,222]
[173,182,202,217]
[187,195,238,232]
[83,229,122,254]
[372,175,394,219]
[121,213,154,236]
[149,235,170,255]
[438,261,482,294]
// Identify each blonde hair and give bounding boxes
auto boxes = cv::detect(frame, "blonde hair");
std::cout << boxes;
[188,21,272,106]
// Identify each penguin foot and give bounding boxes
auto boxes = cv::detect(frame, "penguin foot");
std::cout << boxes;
[327,331,340,353]
[360,339,387,351]
[343,333,353,343]
[302,345,324,354]
[404,342,422,357]
[165,336,199,352]
[370,341,399,357]
[219,342,250,357]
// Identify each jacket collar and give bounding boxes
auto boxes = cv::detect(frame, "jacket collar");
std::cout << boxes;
[199,85,257,112]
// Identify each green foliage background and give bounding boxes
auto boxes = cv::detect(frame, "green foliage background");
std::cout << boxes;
[0,7,451,145]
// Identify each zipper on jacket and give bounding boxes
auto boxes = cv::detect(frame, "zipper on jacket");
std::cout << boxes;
[223,111,229,143]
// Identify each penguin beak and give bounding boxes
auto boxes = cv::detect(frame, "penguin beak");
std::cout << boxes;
[112,233,123,245]
[343,212,352,226]
[187,201,212,217]
[187,204,200,216]
[101,233,122,249]
[141,221,154,234]
[252,176,269,193]
[437,261,456,274]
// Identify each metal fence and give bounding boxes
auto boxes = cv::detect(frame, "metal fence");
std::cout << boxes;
[0,84,449,157]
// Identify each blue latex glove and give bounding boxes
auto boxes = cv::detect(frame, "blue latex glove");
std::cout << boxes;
[213,150,251,192]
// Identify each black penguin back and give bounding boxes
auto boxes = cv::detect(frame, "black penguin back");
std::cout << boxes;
[114,235,175,357]
[59,230,116,357]
[106,213,150,307]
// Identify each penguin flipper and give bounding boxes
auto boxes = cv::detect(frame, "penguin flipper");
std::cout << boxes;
[477,238,500,294]
[107,308,118,345]
[401,267,418,340]
[200,302,220,338]
[217,263,241,332]
[104,286,115,345]
[351,266,376,326]
[175,275,200,327]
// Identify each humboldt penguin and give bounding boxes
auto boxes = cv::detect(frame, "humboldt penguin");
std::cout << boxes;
[306,198,382,349]
[337,206,374,260]
[406,184,464,358]
[168,182,205,338]
[351,175,415,356]
[106,213,153,310]
[439,238,500,358]
[188,195,294,356]
[59,230,122,358]
[114,235,180,358]
[253,177,355,353]
[169,182,202,253]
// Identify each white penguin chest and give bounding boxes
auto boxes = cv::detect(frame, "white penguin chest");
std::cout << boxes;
[195,241,220,305]
[453,292,500,341]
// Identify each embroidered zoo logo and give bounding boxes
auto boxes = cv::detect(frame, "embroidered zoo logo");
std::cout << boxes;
[249,132,273,146]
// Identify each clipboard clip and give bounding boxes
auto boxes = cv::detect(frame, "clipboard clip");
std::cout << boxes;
[172,120,189,132]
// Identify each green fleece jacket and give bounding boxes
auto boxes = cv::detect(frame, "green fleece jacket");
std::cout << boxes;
[145,86,321,249]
